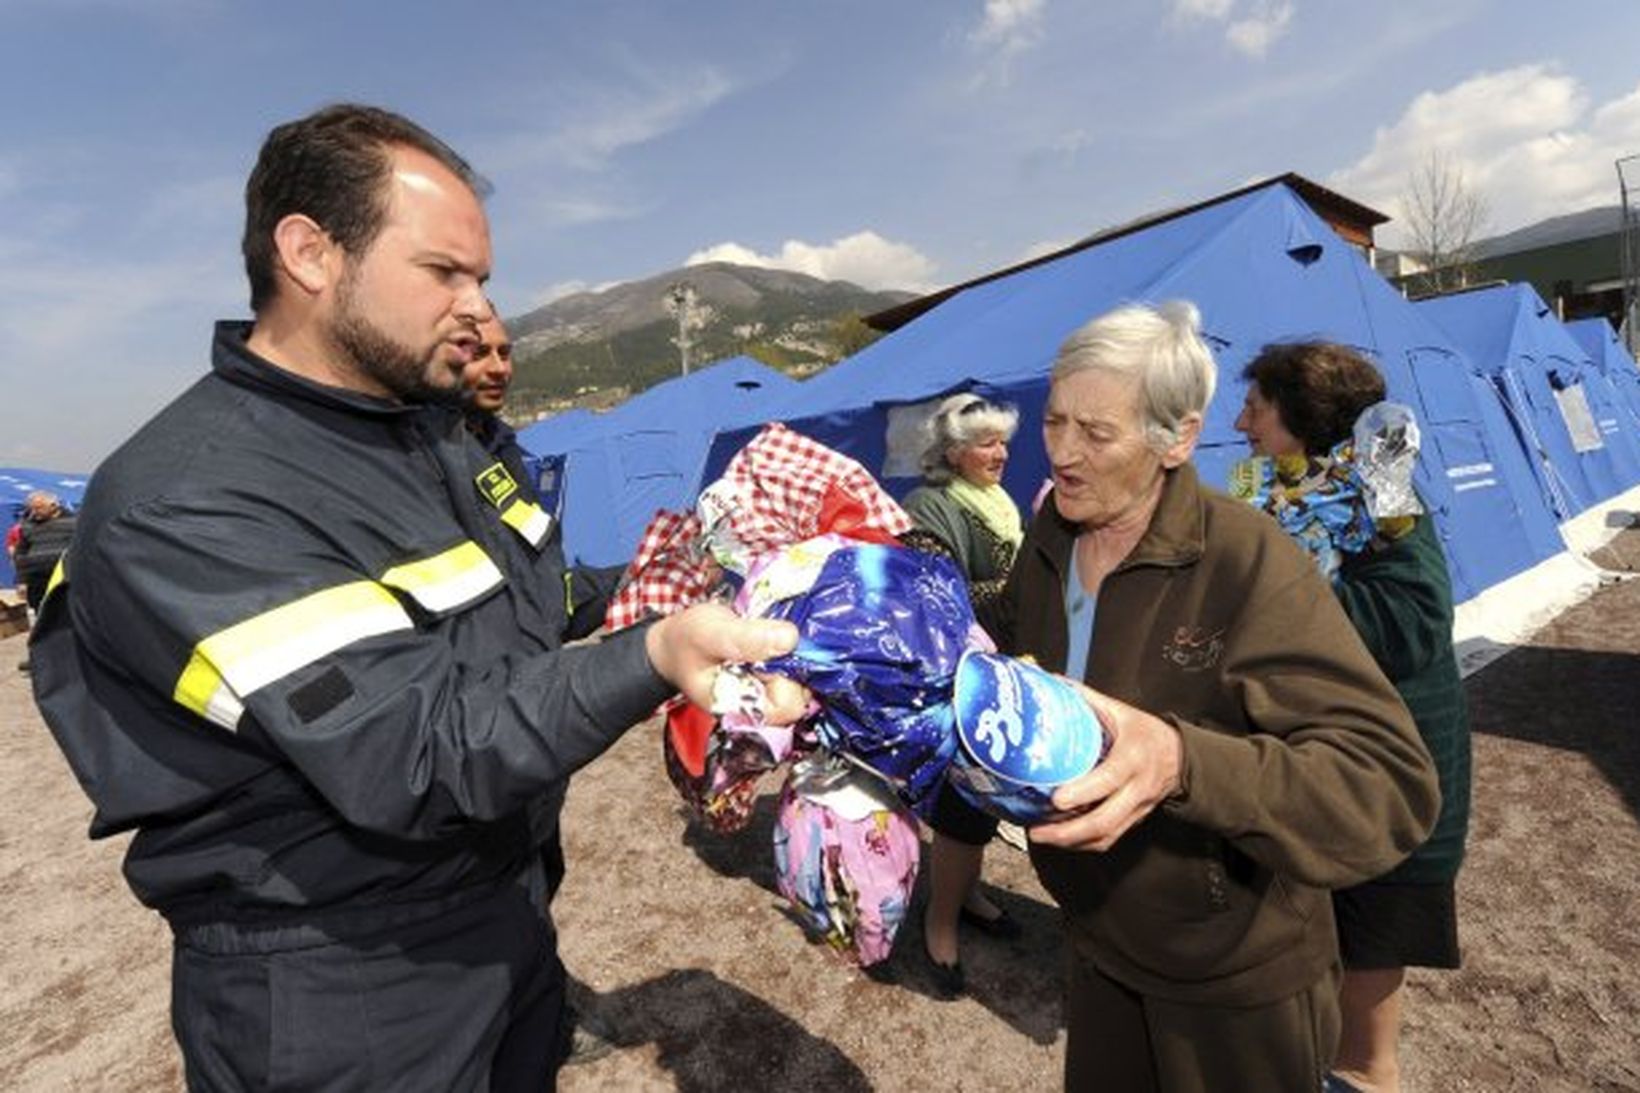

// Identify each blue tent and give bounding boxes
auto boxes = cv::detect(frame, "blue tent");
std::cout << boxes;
[517,356,797,566]
[705,182,1566,603]
[1567,317,1640,430]
[1419,285,1640,520]
[2,468,89,587]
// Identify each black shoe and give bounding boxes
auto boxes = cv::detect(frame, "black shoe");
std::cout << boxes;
[923,947,965,999]
[959,904,1022,940]
[562,1009,617,1067]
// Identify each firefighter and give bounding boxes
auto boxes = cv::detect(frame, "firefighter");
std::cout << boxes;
[30,103,799,1092]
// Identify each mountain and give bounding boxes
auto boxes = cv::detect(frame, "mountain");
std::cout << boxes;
[504,262,915,414]
[1473,206,1623,259]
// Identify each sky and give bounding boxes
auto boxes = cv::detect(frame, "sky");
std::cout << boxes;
[3,0,1639,471]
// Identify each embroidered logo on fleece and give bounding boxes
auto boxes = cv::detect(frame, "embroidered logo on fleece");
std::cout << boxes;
[1162,626,1224,672]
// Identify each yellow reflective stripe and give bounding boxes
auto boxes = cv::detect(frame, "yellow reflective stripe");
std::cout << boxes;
[499,498,551,548]
[44,558,67,599]
[172,581,413,731]
[379,541,503,613]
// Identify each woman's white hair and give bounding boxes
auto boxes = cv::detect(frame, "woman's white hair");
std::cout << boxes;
[919,392,1019,485]
[1050,300,1218,451]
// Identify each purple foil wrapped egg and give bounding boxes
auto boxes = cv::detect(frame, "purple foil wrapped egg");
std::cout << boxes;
[757,542,975,810]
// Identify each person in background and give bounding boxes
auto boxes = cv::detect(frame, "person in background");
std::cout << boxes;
[464,309,620,644]
[462,306,619,1066]
[899,393,1025,997]
[12,491,77,672]
[1236,341,1471,1093]
[463,310,539,499]
[14,491,76,614]
[987,301,1438,1090]
[28,103,799,1092]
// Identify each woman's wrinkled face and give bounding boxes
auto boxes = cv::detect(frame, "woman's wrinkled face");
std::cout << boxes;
[1043,369,1169,529]
[950,432,1010,487]
[1233,385,1304,457]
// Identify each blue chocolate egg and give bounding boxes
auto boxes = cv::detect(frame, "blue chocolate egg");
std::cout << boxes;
[946,651,1107,824]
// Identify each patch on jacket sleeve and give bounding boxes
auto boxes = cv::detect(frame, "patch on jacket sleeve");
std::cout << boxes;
[1162,626,1225,672]
[474,462,519,509]
[287,666,355,724]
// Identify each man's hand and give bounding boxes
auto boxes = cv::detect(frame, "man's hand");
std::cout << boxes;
[1030,682,1183,852]
[644,603,804,721]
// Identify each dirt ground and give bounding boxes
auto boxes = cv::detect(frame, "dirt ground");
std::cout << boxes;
[4,535,1640,1091]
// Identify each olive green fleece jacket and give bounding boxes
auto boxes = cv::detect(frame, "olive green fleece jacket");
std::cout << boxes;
[984,463,1440,1007]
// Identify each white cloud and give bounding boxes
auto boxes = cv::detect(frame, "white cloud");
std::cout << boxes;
[1016,237,1076,263]
[1328,66,1640,246]
[481,66,736,175]
[555,68,735,171]
[1226,0,1293,58]
[0,239,240,468]
[1171,0,1233,20]
[972,0,1045,45]
[526,279,626,308]
[684,231,938,292]
[523,194,650,228]
[1167,0,1293,59]
[968,0,1046,87]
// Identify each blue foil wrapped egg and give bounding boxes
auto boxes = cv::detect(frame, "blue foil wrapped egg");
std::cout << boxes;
[946,651,1108,824]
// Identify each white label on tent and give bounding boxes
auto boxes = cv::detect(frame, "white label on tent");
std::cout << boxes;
[883,398,952,479]
[1447,463,1495,479]
[1553,384,1604,453]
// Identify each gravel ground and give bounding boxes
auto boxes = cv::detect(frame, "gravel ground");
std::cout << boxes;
[4,531,1639,1090]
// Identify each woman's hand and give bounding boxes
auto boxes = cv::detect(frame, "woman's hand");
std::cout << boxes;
[1030,682,1183,852]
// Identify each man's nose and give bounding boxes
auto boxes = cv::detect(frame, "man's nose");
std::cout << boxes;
[454,282,488,323]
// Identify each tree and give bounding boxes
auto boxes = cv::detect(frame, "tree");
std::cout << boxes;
[1400,150,1489,297]
[829,313,884,359]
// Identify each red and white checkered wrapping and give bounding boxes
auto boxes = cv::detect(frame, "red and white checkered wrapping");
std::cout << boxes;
[602,423,912,632]
[602,509,715,632]
[706,423,912,559]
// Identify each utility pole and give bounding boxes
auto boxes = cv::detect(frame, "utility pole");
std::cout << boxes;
[666,282,699,376]
[1618,155,1640,356]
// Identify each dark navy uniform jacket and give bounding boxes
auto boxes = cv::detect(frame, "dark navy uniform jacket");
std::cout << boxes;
[30,322,670,932]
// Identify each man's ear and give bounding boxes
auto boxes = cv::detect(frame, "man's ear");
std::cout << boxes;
[1160,413,1203,469]
[270,214,340,298]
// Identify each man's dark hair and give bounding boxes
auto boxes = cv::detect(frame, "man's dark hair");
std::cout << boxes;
[1241,341,1387,455]
[242,103,487,312]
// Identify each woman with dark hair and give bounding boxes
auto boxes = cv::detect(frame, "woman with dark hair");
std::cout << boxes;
[1236,341,1472,1093]
[899,392,1024,996]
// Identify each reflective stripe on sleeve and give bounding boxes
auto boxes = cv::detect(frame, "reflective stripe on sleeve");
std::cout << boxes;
[379,540,504,613]
[44,558,67,600]
[173,581,414,731]
[499,499,552,549]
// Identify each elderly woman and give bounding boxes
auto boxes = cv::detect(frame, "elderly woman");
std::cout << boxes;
[986,302,1439,1090]
[899,393,1025,996]
[1236,342,1471,1093]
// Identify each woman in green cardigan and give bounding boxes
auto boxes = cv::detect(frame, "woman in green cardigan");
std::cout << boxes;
[1235,342,1472,1093]
[899,392,1025,997]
